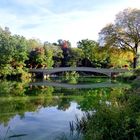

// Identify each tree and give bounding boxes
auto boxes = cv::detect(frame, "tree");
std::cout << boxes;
[43,44,54,68]
[0,27,29,77]
[57,39,70,67]
[27,39,42,51]
[109,47,134,68]
[68,47,84,66]
[0,27,13,76]
[11,35,28,70]
[99,8,140,68]
[77,39,102,67]
[51,44,63,67]
[28,47,47,68]
[4,34,29,78]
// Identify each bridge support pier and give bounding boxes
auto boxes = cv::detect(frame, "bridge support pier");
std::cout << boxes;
[43,73,50,79]
[109,72,112,78]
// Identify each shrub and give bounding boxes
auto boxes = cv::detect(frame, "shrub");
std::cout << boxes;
[73,94,140,140]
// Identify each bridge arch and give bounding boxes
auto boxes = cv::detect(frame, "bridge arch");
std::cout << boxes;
[29,67,130,77]
[44,67,111,76]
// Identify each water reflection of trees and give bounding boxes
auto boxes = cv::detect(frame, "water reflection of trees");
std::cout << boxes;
[0,80,27,96]
[0,80,82,125]
[0,80,126,126]
[78,87,126,111]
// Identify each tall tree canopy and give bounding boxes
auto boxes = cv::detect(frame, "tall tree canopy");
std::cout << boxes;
[0,27,13,76]
[99,8,140,68]
[0,27,28,76]
[77,39,108,67]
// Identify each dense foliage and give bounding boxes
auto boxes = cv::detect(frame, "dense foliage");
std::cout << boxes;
[0,27,28,77]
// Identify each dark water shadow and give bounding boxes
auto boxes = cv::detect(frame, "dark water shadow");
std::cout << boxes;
[30,81,130,89]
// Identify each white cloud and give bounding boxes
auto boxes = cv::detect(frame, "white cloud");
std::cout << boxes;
[0,0,140,47]
[12,0,51,6]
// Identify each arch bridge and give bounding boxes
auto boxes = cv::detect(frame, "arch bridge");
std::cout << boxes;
[29,67,130,77]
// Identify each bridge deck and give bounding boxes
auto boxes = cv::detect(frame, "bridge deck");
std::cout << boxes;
[29,67,130,77]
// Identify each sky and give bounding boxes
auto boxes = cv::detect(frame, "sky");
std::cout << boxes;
[0,0,140,47]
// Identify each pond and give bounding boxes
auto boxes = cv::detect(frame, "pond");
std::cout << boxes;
[0,77,130,140]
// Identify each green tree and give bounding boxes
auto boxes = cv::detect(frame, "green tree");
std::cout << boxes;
[68,47,84,66]
[99,8,140,68]
[77,39,108,67]
[0,27,29,77]
[50,43,63,67]
[28,42,55,69]
[27,39,42,51]
[44,44,54,68]
[0,27,14,76]
[28,47,47,68]
[78,39,98,60]
[109,47,134,68]
[10,35,28,75]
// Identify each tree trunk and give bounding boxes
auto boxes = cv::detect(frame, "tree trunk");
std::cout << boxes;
[133,57,137,68]
[133,43,138,69]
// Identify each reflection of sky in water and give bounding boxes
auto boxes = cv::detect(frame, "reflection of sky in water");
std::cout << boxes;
[0,102,83,140]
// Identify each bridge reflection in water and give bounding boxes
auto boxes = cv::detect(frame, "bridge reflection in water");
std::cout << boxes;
[30,81,130,89]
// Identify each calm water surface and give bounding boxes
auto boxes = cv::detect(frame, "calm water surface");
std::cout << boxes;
[0,77,130,140]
